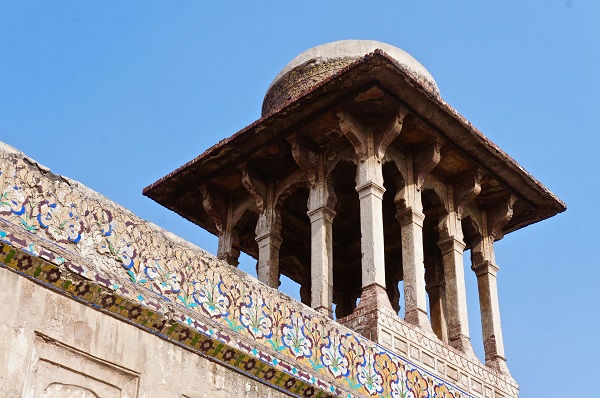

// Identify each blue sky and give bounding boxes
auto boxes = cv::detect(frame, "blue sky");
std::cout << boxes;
[1,1,598,395]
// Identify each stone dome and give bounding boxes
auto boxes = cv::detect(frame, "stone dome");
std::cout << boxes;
[262,40,439,116]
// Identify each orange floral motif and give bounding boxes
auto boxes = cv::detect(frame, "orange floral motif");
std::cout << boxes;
[406,369,429,398]
[433,383,456,398]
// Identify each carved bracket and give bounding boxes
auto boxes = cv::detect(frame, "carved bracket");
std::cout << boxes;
[454,169,483,219]
[486,195,517,240]
[337,107,407,161]
[288,135,337,210]
[199,184,227,234]
[373,106,409,159]
[413,138,443,190]
[288,135,319,187]
[239,162,267,213]
[337,110,369,159]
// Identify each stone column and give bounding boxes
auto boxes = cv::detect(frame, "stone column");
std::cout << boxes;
[397,206,431,329]
[307,205,335,317]
[471,195,516,375]
[338,108,406,314]
[395,139,442,334]
[424,248,448,341]
[437,170,481,354]
[200,185,240,267]
[472,257,507,372]
[240,163,282,289]
[425,280,448,342]
[255,220,282,288]
[438,233,475,356]
[288,136,337,317]
[356,158,387,290]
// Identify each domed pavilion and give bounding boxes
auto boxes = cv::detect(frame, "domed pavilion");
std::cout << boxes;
[144,40,565,393]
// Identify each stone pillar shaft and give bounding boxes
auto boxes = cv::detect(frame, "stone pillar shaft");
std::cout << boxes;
[256,229,282,289]
[473,253,507,372]
[217,234,240,267]
[308,206,335,317]
[356,179,387,289]
[426,281,448,342]
[438,235,474,356]
[397,207,430,328]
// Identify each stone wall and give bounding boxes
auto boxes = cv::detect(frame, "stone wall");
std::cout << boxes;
[0,142,515,397]
[0,266,289,398]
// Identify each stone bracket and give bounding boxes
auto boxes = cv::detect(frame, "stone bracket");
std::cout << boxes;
[413,138,444,190]
[336,107,407,160]
[199,184,227,234]
[288,134,319,187]
[288,135,336,210]
[454,169,483,219]
[239,162,267,214]
[486,194,517,240]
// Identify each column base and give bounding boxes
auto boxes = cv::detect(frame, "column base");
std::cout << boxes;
[356,284,395,313]
[217,253,239,267]
[448,333,477,360]
[484,335,511,376]
[337,284,396,341]
[314,306,333,318]
[486,356,511,376]
[405,308,436,338]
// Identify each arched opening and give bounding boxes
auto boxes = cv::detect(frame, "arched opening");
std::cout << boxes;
[278,187,311,305]
[382,161,404,314]
[231,209,259,277]
[462,215,486,362]
[422,188,448,342]
[330,160,362,319]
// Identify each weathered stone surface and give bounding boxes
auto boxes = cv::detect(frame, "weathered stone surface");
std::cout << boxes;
[0,267,289,398]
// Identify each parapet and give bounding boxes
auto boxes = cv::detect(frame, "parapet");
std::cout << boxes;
[0,143,518,396]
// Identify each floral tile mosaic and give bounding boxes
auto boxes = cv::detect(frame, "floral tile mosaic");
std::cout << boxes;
[0,148,478,397]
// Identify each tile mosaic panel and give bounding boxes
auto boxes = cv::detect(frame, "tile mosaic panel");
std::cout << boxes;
[0,147,510,397]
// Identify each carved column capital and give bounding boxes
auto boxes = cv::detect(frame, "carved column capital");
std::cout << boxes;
[437,236,466,255]
[471,259,499,276]
[288,134,319,187]
[395,207,425,228]
[307,206,336,223]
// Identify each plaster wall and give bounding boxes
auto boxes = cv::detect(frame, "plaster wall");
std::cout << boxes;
[0,267,289,398]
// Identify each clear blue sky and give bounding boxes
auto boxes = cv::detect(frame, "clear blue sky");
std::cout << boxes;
[1,1,598,396]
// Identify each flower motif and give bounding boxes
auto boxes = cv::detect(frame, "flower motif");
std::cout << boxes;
[118,243,136,269]
[0,185,26,216]
[281,314,312,359]
[193,278,231,319]
[144,265,160,280]
[36,201,59,229]
[166,272,182,293]
[406,369,430,398]
[433,383,455,398]
[64,204,84,243]
[321,333,349,378]
[36,201,84,243]
[45,268,61,283]
[357,352,383,395]
[239,296,273,339]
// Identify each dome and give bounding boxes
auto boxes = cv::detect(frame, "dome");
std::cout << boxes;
[262,40,439,116]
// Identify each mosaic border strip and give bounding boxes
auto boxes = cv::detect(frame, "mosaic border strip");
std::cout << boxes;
[0,148,497,397]
[0,240,334,398]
